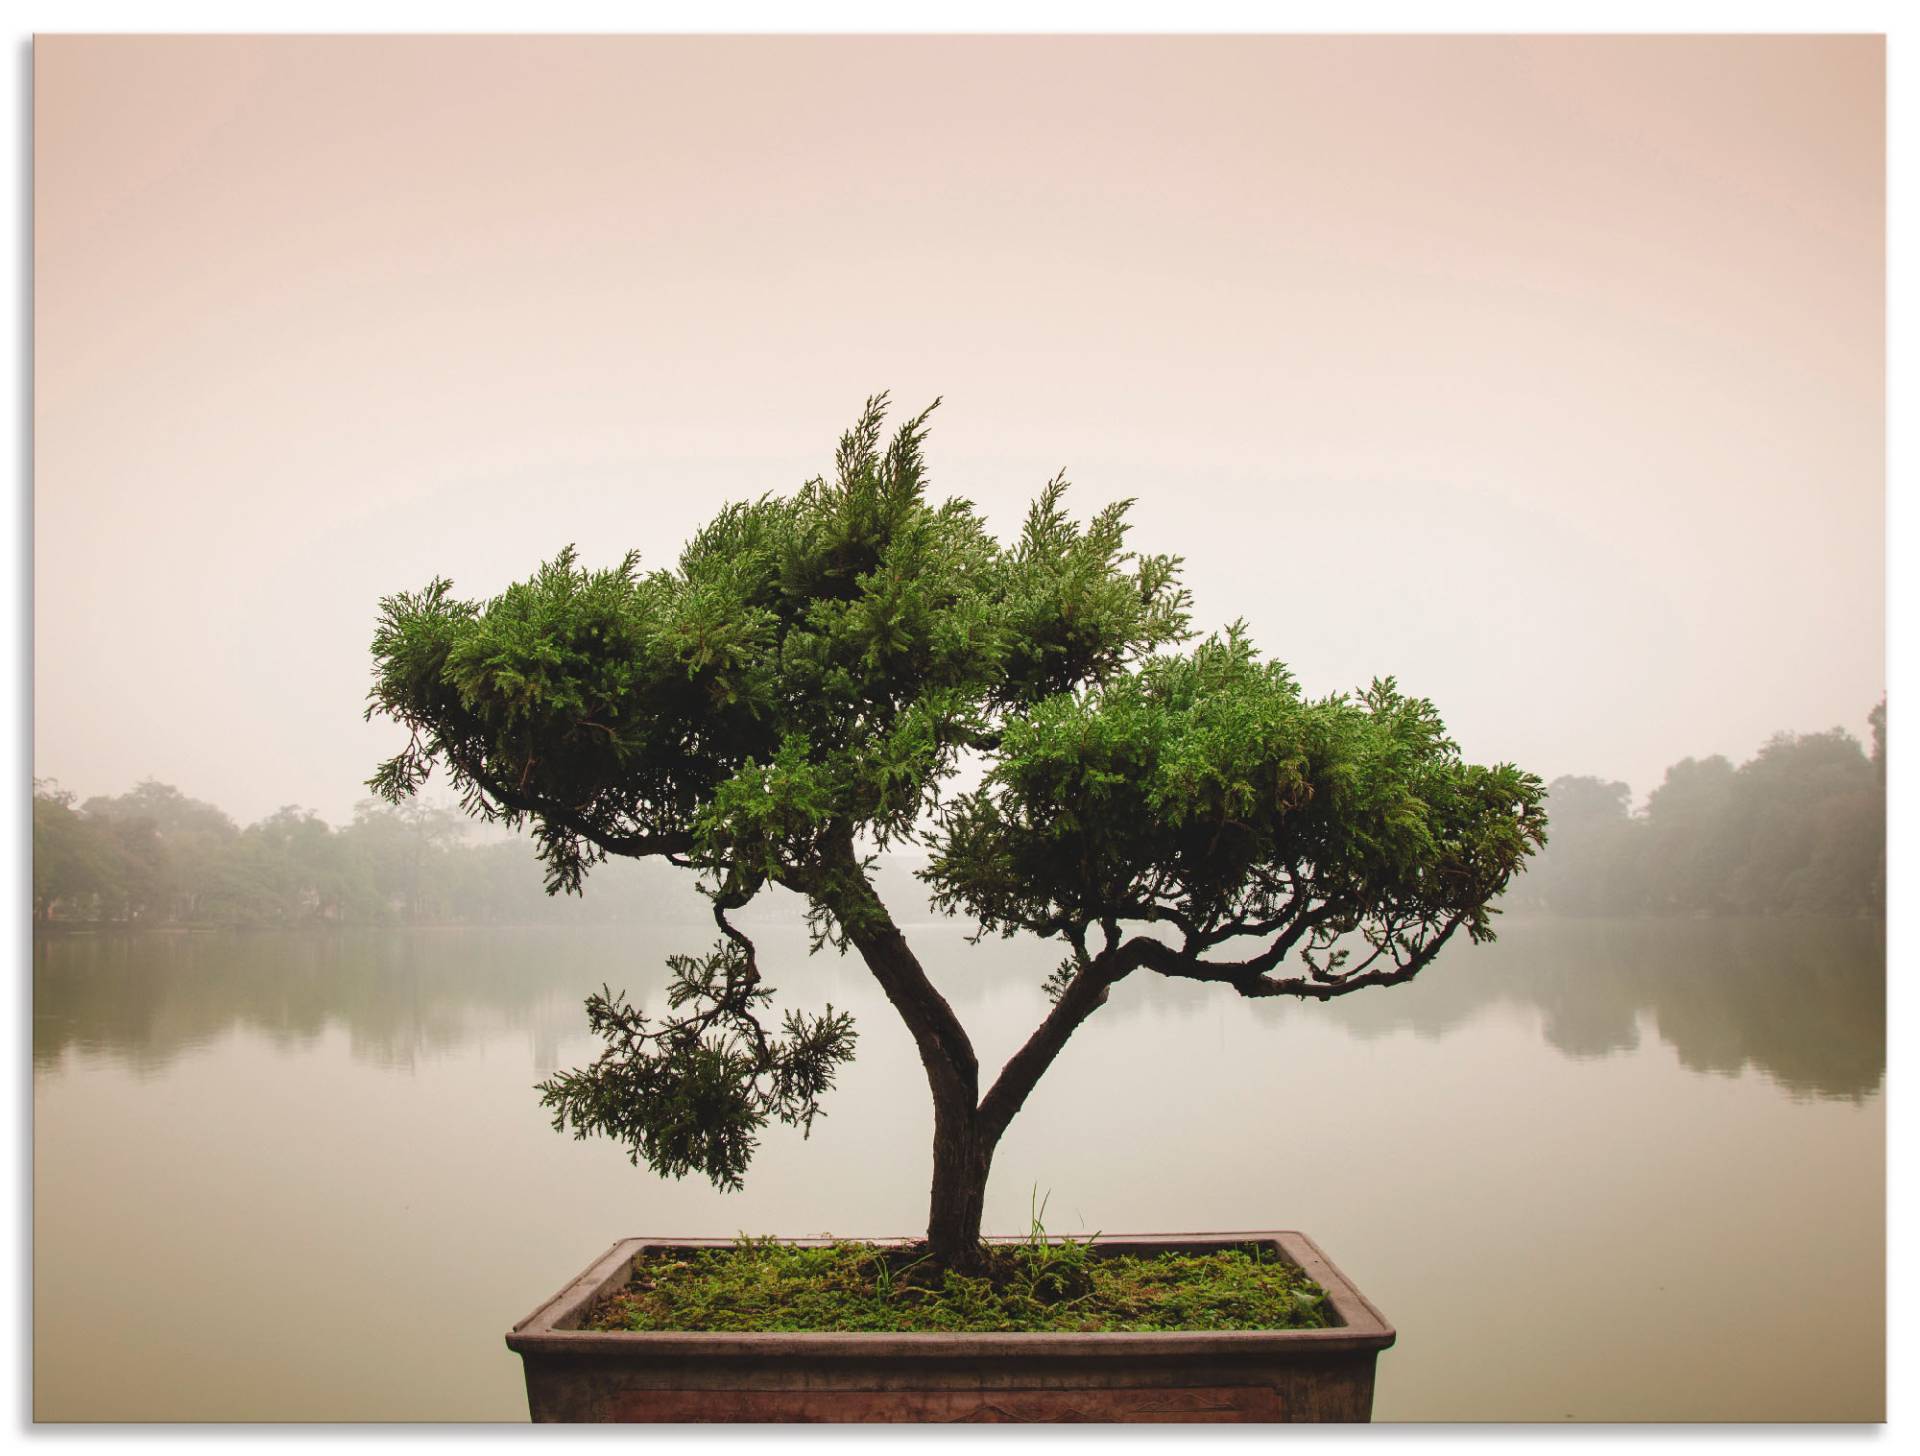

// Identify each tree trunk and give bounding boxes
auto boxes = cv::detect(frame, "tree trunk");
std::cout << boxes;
[815,836,994,1272]
[926,1100,994,1273]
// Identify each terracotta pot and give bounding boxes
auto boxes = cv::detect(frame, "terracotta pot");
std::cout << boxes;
[506,1230,1394,1423]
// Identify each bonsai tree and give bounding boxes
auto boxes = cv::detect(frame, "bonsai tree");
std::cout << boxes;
[367,397,1547,1272]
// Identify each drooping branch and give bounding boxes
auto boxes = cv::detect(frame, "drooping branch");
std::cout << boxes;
[1118,912,1468,1001]
[535,923,857,1192]
[448,748,696,868]
[372,714,698,877]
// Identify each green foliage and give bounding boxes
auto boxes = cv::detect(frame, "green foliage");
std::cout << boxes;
[365,395,1194,899]
[536,947,857,1192]
[586,1236,1331,1335]
[927,629,1545,956]
[365,395,1547,1194]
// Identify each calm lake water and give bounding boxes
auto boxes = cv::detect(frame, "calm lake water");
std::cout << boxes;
[32,896,1884,1422]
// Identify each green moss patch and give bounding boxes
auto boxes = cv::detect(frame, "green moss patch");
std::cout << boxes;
[587,1237,1333,1334]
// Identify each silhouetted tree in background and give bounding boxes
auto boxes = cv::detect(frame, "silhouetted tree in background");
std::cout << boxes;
[31,779,690,927]
[1508,775,1642,915]
[1506,699,1885,917]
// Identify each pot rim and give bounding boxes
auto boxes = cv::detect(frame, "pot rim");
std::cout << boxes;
[506,1230,1394,1360]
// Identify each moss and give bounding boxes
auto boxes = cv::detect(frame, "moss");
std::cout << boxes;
[586,1237,1333,1334]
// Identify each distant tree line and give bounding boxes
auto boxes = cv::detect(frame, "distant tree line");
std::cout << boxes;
[32,698,1885,927]
[30,781,680,928]
[1504,700,1885,917]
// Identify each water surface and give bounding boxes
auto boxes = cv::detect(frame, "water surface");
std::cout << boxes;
[33,907,1884,1422]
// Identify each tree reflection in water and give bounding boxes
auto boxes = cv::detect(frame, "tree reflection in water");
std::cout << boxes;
[34,914,1881,1104]
[1220,915,1882,1103]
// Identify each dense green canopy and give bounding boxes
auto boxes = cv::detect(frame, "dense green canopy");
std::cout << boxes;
[366,397,1547,1228]
[368,401,1192,901]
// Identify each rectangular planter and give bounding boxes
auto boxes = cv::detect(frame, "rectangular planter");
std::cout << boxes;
[506,1230,1394,1423]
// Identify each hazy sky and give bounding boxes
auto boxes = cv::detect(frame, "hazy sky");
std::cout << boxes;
[35,35,1883,827]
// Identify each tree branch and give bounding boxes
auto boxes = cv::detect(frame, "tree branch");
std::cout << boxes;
[813,833,980,1107]
[977,952,1129,1143]
[1120,913,1467,1001]
[449,748,696,860]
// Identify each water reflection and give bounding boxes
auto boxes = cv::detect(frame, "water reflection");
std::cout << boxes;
[1297,916,1884,1102]
[34,927,602,1075]
[32,912,1883,1422]
[35,914,1883,1102]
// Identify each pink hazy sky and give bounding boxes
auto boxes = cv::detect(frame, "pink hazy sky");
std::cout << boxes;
[34,35,1883,826]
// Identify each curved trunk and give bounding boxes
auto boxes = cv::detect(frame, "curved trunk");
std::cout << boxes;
[812,839,1123,1274]
[818,842,991,1271]
[927,1102,993,1273]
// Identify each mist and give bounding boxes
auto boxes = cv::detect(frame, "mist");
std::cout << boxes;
[32,35,1883,826]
